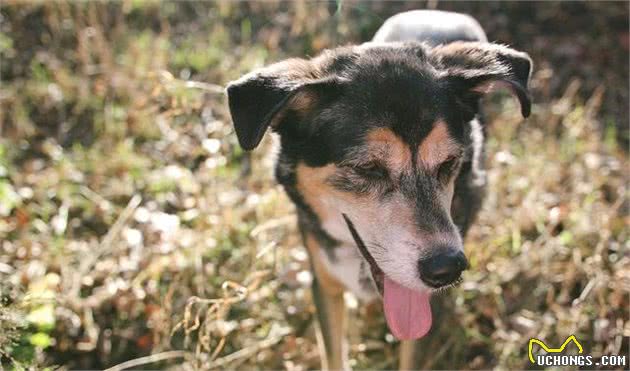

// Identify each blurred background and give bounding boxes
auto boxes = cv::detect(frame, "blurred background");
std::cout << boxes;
[0,1,628,370]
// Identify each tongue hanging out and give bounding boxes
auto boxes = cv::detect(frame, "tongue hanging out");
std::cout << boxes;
[341,214,433,340]
[383,276,432,340]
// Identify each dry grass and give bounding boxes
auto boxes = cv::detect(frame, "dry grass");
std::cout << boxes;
[0,1,627,370]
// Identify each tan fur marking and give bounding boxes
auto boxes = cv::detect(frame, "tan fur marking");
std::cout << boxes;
[288,90,317,113]
[365,128,411,172]
[305,234,345,295]
[296,162,389,218]
[296,163,337,221]
[418,120,461,168]
[270,90,317,128]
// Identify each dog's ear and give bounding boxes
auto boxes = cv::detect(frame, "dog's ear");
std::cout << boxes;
[433,42,533,118]
[226,59,341,150]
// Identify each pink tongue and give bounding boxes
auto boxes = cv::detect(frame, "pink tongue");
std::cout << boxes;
[383,276,432,340]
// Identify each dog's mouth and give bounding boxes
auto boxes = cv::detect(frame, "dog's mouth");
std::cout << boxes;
[341,214,385,294]
[342,214,432,340]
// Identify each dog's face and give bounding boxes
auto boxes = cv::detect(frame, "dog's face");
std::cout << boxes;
[227,42,531,293]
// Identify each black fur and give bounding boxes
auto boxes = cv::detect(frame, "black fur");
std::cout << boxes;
[228,42,531,247]
[227,20,532,259]
[225,14,533,368]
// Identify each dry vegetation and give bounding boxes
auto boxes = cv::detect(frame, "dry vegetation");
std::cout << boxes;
[0,1,628,370]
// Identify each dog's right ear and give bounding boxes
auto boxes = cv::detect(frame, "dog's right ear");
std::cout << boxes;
[432,42,533,118]
[226,59,339,151]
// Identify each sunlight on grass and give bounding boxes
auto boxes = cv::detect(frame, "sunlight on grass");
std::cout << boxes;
[0,1,627,370]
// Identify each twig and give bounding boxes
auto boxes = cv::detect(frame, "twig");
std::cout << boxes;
[158,70,225,94]
[205,327,291,370]
[184,80,225,94]
[69,194,142,298]
[103,350,190,371]
[79,185,112,211]
[79,194,142,275]
[573,277,598,306]
[420,335,456,370]
[250,215,295,238]
[76,308,98,351]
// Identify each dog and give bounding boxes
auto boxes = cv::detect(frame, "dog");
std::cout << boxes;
[226,9,532,370]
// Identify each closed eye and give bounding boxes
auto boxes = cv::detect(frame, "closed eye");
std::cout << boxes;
[437,155,461,182]
[352,162,389,180]
[328,161,393,195]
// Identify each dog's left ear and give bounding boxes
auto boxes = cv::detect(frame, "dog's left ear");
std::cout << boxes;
[432,42,533,118]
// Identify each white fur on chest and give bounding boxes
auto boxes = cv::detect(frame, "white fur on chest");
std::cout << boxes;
[318,243,379,302]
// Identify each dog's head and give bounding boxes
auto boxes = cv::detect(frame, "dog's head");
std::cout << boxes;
[227,41,531,295]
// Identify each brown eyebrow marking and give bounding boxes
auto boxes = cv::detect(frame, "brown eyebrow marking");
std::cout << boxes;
[418,120,462,169]
[361,128,412,173]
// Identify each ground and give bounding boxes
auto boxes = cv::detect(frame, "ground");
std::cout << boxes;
[0,1,628,370]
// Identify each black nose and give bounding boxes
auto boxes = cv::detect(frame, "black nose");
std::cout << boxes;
[419,250,469,288]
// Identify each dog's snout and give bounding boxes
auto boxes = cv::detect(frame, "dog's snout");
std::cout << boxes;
[418,249,468,288]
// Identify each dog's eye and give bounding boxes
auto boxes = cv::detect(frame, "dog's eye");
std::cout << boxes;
[437,156,461,182]
[353,162,389,180]
[330,162,391,195]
